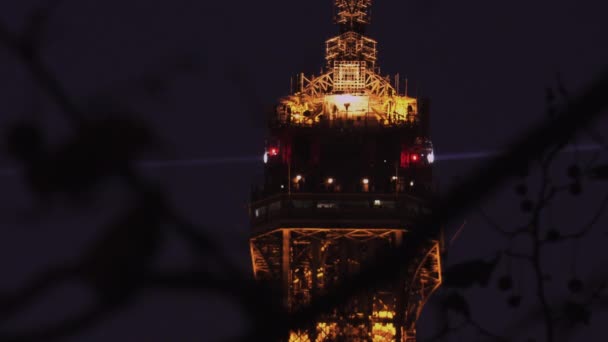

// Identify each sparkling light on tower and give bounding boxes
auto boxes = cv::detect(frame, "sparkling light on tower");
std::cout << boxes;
[249,1,442,341]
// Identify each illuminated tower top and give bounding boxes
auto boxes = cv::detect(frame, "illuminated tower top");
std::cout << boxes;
[272,0,422,128]
[326,0,377,69]
[334,0,372,33]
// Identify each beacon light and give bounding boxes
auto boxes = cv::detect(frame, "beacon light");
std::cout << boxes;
[427,151,435,164]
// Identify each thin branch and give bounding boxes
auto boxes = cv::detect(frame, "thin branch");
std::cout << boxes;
[467,317,509,342]
[424,320,468,342]
[0,266,76,322]
[477,207,525,238]
[0,18,84,125]
[529,154,556,342]
[560,192,608,240]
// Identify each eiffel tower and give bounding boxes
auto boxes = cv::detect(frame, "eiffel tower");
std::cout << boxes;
[249,2,442,340]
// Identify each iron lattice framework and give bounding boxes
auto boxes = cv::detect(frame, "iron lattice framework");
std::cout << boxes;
[334,0,372,33]
[251,228,441,341]
[250,1,441,341]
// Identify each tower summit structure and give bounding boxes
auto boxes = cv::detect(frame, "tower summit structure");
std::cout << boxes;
[249,1,442,341]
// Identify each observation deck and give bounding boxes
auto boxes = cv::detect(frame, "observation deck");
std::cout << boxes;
[250,192,432,234]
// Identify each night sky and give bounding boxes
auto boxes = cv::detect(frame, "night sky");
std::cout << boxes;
[1,0,607,341]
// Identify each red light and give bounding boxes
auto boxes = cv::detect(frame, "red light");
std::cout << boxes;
[400,151,409,167]
[269,147,279,156]
[411,154,419,162]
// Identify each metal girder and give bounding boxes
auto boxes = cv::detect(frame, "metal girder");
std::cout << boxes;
[300,70,395,98]
[403,242,442,332]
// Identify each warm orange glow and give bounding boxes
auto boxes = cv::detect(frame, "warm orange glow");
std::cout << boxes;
[326,177,334,184]
[287,319,398,342]
[272,0,419,128]
[362,178,369,184]
[372,322,396,342]
[315,322,338,341]
[279,88,418,126]
[326,94,369,115]
[375,310,395,319]
[289,331,311,342]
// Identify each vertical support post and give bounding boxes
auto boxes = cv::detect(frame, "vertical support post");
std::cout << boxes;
[395,162,399,198]
[310,238,321,341]
[311,239,320,295]
[394,229,405,342]
[395,73,400,94]
[282,229,291,310]
[338,239,350,337]
[395,230,403,246]
[249,239,258,277]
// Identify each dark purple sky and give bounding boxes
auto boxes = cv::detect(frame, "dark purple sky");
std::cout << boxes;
[0,0,607,341]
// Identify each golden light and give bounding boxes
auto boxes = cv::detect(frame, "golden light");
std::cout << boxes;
[326,94,370,115]
[289,331,311,342]
[375,310,395,319]
[372,322,396,342]
[326,177,334,184]
[362,178,369,184]
[295,175,302,182]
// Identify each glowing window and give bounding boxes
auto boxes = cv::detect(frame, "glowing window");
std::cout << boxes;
[317,202,337,209]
